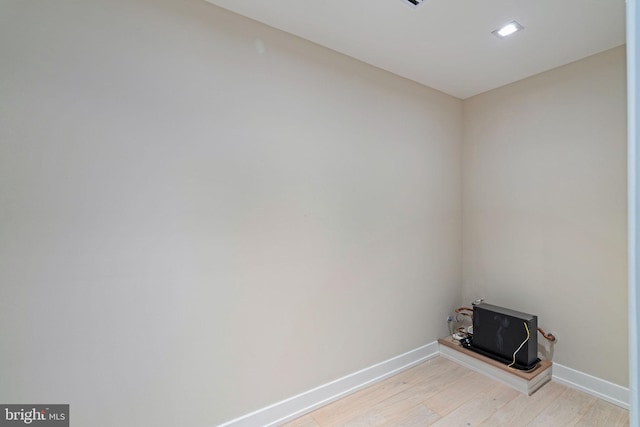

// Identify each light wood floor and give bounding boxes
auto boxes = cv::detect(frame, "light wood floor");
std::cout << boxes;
[281,356,628,427]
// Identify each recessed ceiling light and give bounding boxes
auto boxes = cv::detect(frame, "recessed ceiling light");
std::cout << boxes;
[492,20,524,38]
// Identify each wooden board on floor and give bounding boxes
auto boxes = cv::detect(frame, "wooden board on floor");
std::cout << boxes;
[438,336,552,395]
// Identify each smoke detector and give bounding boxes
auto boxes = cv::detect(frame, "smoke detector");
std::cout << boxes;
[400,0,425,8]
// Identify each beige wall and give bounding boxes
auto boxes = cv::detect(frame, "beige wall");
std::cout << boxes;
[0,1,462,426]
[463,46,628,386]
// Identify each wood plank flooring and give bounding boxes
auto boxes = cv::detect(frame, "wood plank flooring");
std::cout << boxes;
[280,356,628,427]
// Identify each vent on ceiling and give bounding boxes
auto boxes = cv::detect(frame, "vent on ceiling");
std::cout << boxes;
[400,0,425,8]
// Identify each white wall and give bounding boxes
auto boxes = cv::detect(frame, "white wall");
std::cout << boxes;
[463,46,628,386]
[0,1,462,426]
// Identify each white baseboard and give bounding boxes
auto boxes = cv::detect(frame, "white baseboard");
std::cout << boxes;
[216,342,440,427]
[552,363,630,409]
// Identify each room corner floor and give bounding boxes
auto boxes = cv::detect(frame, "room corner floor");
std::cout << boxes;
[280,356,628,427]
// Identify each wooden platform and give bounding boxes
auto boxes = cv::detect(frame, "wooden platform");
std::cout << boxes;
[438,336,552,395]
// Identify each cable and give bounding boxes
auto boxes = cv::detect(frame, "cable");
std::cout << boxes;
[455,307,474,318]
[537,327,556,342]
[508,322,530,368]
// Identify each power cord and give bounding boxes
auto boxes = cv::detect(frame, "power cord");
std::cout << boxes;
[508,322,530,368]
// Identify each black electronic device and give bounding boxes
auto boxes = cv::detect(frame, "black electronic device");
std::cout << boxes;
[467,302,539,370]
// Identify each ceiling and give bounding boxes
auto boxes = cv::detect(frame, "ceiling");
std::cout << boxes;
[203,0,626,99]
